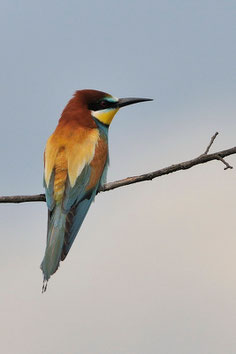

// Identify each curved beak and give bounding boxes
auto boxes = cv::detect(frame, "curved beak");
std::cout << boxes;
[118,97,153,108]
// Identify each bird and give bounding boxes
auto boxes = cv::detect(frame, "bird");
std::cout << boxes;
[41,89,152,291]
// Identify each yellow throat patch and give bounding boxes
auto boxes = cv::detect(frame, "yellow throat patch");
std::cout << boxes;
[91,107,119,125]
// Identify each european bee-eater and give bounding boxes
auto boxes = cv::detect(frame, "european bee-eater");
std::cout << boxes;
[41,89,152,291]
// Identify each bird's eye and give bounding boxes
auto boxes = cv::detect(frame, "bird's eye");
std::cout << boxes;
[100,100,107,108]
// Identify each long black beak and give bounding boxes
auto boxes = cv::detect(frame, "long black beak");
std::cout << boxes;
[118,97,153,108]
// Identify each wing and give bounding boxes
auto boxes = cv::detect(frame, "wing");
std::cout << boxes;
[43,124,100,209]
[41,126,108,282]
[61,134,109,260]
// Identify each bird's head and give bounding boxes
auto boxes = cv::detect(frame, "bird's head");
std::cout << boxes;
[74,89,153,126]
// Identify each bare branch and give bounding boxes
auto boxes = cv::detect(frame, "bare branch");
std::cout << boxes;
[0,194,46,204]
[100,145,235,193]
[0,133,235,204]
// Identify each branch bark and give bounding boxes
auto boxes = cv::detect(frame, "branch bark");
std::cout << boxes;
[0,133,235,204]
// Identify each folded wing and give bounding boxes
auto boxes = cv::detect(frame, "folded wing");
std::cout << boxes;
[41,126,108,285]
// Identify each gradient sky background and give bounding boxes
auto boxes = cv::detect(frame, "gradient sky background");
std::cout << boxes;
[0,1,236,353]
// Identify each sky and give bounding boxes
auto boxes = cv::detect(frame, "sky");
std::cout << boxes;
[0,1,236,353]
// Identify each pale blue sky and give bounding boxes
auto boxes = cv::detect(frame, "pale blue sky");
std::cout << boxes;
[0,1,236,353]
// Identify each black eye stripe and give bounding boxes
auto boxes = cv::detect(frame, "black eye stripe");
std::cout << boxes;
[88,99,118,111]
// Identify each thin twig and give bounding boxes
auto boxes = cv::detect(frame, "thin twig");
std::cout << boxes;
[0,134,235,204]
[203,132,219,155]
[199,131,232,169]
[215,155,233,170]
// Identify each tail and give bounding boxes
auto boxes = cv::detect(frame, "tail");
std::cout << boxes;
[40,204,66,290]
[40,191,96,292]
